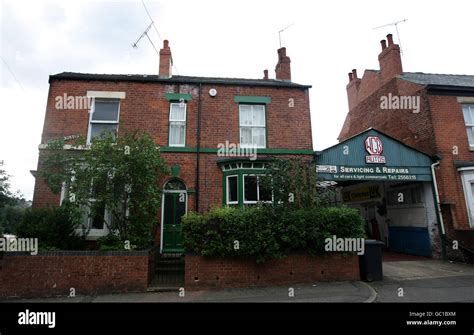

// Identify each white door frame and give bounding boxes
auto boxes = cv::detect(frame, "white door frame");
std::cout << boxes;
[160,186,188,253]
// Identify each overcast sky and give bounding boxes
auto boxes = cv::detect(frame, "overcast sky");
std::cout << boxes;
[1,0,474,200]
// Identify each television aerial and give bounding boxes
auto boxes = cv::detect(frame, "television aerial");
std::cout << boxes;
[373,19,408,54]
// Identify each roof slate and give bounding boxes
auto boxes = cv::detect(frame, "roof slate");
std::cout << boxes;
[49,72,311,89]
[399,72,474,88]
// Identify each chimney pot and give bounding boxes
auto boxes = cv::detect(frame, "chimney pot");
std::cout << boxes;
[278,47,287,58]
[163,40,169,48]
[348,72,353,82]
[263,70,269,80]
[352,69,358,79]
[381,39,387,50]
[387,34,394,46]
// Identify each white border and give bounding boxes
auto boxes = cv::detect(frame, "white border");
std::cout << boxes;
[226,175,238,205]
[87,91,126,99]
[87,98,121,144]
[459,170,474,228]
[168,102,187,147]
[239,104,266,149]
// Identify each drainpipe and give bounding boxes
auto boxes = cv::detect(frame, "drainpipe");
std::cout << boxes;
[195,83,202,212]
[431,157,447,260]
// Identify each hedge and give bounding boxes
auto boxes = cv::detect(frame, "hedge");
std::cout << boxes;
[182,206,366,263]
[15,203,85,250]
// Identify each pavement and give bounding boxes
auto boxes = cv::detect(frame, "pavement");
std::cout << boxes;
[371,260,474,302]
[5,259,474,303]
[8,281,376,303]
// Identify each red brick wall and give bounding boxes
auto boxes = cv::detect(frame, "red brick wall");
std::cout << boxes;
[339,78,436,155]
[0,251,152,299]
[152,152,313,245]
[340,47,474,253]
[428,95,474,232]
[340,78,474,234]
[32,169,61,208]
[185,254,360,290]
[33,79,313,209]
[41,80,312,150]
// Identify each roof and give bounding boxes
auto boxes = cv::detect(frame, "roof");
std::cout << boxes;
[399,72,474,88]
[318,127,433,159]
[315,128,435,182]
[49,72,311,89]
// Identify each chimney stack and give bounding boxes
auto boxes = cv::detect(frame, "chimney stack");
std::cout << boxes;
[263,69,269,80]
[378,33,403,83]
[159,40,172,78]
[346,68,361,110]
[275,47,291,81]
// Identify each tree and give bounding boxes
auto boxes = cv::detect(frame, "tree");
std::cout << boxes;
[259,158,335,210]
[0,164,15,208]
[0,162,27,234]
[40,130,169,249]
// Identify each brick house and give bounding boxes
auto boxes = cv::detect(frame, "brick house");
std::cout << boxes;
[338,33,474,259]
[31,40,313,253]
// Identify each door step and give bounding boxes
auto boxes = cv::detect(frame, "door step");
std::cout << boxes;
[147,286,181,293]
[149,253,185,290]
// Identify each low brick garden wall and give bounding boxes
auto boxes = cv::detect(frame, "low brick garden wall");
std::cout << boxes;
[185,253,360,290]
[0,248,158,300]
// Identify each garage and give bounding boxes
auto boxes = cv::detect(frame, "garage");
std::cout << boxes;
[315,128,442,257]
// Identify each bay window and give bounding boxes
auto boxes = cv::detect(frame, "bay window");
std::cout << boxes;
[243,175,272,204]
[226,175,238,205]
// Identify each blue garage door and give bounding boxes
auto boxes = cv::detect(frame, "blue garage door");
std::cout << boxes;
[388,226,432,257]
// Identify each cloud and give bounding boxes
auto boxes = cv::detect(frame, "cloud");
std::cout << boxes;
[1,0,474,200]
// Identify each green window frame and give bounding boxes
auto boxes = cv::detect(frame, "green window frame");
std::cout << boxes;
[226,175,239,205]
[221,162,272,207]
[242,174,272,204]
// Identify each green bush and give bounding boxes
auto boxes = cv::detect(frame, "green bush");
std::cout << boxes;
[0,206,26,234]
[97,234,125,251]
[40,130,168,251]
[182,206,365,263]
[15,203,85,250]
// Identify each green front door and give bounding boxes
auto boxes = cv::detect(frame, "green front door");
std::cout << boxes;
[162,191,186,253]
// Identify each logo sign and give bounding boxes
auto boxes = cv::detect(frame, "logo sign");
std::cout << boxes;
[343,185,381,202]
[316,165,337,173]
[365,136,386,164]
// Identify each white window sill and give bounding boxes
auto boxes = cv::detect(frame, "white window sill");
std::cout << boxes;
[39,144,89,150]
[239,145,265,149]
[75,228,108,240]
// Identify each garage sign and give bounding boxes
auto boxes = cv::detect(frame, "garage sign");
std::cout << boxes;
[365,136,386,164]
